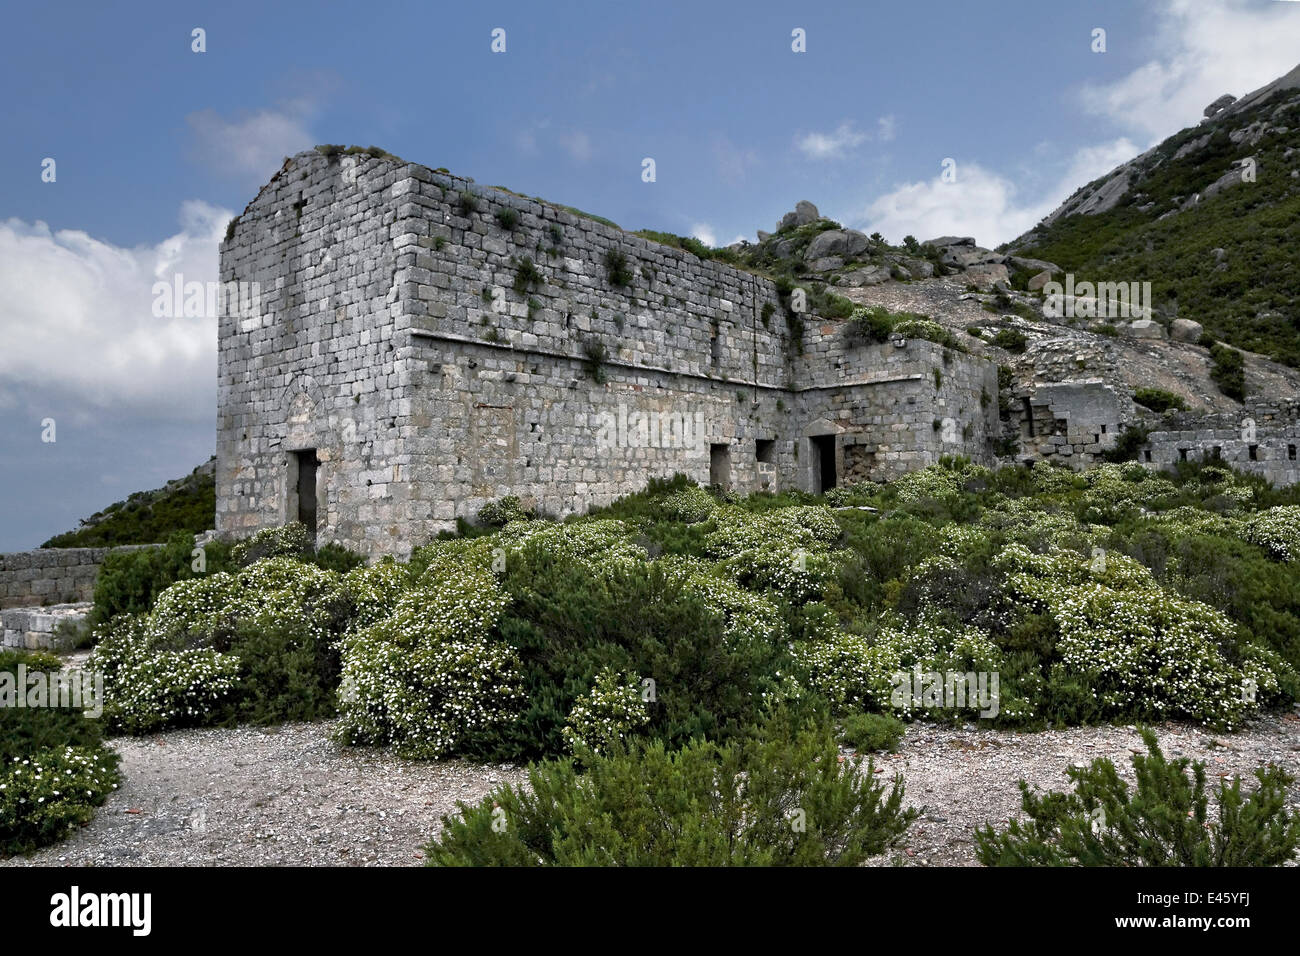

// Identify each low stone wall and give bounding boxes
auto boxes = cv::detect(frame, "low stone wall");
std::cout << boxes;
[1143,401,1300,486]
[0,602,92,651]
[0,545,155,610]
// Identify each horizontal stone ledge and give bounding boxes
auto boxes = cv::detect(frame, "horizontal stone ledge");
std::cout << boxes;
[409,329,922,393]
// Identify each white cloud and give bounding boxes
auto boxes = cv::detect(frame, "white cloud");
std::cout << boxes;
[186,98,317,182]
[690,223,717,247]
[0,202,227,421]
[1078,0,1300,143]
[796,122,868,160]
[797,116,897,160]
[863,138,1138,247]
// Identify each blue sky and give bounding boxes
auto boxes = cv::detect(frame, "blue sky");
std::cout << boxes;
[2,0,1300,549]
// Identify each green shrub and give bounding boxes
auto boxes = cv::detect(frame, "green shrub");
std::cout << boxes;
[839,712,906,752]
[992,329,1028,353]
[426,712,917,866]
[310,542,366,573]
[1133,387,1188,413]
[90,531,234,626]
[478,545,787,760]
[231,523,311,566]
[511,256,543,295]
[975,729,1300,866]
[1209,343,1246,401]
[478,496,531,527]
[660,484,716,523]
[605,249,632,287]
[0,740,120,856]
[335,566,523,759]
[494,207,520,230]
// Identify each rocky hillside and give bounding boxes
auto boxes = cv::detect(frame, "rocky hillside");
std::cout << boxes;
[723,198,1300,419]
[1005,62,1300,368]
[41,458,216,548]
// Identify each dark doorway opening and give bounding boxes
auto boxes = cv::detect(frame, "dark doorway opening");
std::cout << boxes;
[812,435,837,493]
[709,443,731,489]
[295,449,318,541]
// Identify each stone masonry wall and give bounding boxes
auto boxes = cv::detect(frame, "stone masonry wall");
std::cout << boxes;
[0,547,152,610]
[1143,401,1300,485]
[218,149,1000,559]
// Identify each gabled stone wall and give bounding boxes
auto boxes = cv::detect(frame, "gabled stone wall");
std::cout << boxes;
[218,150,1000,558]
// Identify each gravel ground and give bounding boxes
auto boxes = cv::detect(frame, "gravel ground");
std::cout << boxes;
[4,714,1297,867]
[862,712,1300,866]
[2,722,525,867]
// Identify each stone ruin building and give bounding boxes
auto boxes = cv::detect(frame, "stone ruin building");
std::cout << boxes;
[215,149,999,558]
[213,149,1300,561]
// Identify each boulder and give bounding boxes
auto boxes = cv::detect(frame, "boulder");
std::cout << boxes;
[963,263,1010,288]
[922,236,975,249]
[756,230,772,242]
[1123,319,1167,340]
[805,256,844,273]
[839,265,891,287]
[1204,93,1237,117]
[778,200,819,232]
[1007,255,1061,274]
[804,228,870,261]
[899,257,934,279]
[1027,270,1054,292]
[1170,318,1204,343]
[944,246,1005,269]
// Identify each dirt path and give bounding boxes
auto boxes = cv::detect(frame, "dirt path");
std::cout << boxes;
[5,715,1297,867]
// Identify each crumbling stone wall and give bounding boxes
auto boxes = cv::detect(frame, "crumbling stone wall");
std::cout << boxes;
[218,150,1000,558]
[1008,381,1127,467]
[1143,401,1300,485]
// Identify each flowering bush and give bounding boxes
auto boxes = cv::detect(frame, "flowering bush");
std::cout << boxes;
[889,459,992,503]
[704,506,843,603]
[230,522,311,566]
[0,746,121,856]
[999,543,1267,729]
[477,495,531,527]
[660,484,715,523]
[343,561,416,631]
[495,518,646,572]
[335,573,523,759]
[562,669,651,754]
[106,648,243,734]
[1242,506,1300,562]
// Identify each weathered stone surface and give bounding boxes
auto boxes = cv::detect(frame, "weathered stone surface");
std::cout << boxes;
[1204,93,1237,117]
[1170,318,1204,343]
[1007,255,1060,274]
[0,546,153,610]
[805,229,869,261]
[839,265,891,286]
[922,236,975,249]
[1123,319,1167,340]
[1027,270,1054,292]
[778,200,819,231]
[216,150,1002,559]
